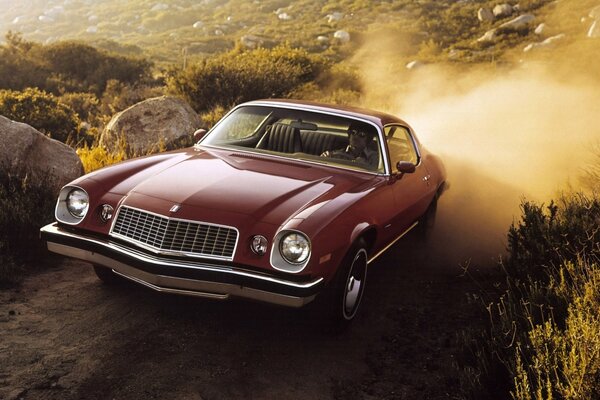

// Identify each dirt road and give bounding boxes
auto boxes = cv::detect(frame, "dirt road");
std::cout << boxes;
[0,238,484,400]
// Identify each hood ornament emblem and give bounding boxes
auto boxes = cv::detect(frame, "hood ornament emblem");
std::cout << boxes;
[170,205,181,213]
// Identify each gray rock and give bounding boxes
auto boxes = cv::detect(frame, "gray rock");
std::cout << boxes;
[0,116,83,194]
[333,30,350,43]
[523,33,566,52]
[327,12,343,23]
[240,34,264,49]
[99,96,200,157]
[493,4,514,18]
[477,29,497,42]
[534,23,547,35]
[478,7,494,22]
[406,60,424,70]
[500,14,535,30]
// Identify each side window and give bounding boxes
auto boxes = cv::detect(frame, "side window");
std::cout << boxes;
[384,125,419,168]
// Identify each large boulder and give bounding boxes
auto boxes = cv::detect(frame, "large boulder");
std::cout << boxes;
[0,115,83,193]
[99,96,201,157]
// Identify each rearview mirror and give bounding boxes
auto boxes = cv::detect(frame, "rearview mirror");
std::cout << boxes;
[193,128,207,142]
[396,161,416,174]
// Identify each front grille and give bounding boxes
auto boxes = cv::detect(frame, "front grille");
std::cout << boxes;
[110,206,238,260]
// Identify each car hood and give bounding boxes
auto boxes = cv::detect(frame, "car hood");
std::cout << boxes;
[118,148,376,226]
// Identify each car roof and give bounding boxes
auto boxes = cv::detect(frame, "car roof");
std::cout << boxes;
[241,99,409,127]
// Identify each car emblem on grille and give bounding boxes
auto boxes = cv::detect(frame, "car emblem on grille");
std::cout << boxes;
[170,204,181,213]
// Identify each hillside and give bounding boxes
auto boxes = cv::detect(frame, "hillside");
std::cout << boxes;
[2,0,599,65]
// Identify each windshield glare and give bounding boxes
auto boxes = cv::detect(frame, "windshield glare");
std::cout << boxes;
[200,105,384,173]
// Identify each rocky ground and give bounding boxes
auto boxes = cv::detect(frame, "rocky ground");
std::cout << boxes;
[0,236,491,400]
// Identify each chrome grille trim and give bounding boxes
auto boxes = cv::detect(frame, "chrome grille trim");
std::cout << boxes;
[110,206,238,261]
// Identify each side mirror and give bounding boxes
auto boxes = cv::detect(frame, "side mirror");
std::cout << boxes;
[396,161,416,174]
[193,128,207,142]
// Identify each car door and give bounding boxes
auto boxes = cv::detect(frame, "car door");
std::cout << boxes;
[384,125,433,231]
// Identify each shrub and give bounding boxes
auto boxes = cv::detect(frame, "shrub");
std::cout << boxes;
[0,87,81,144]
[38,41,152,95]
[77,142,126,173]
[167,44,328,112]
[0,171,56,285]
[506,196,600,280]
[468,194,600,399]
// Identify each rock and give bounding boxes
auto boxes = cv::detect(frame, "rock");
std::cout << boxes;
[38,15,54,23]
[316,35,329,44]
[523,33,566,52]
[477,29,497,42]
[333,30,350,43]
[192,21,203,28]
[590,5,600,19]
[534,23,547,35]
[500,14,535,30]
[493,4,514,18]
[151,3,169,11]
[99,96,201,157]
[327,12,343,23]
[0,116,83,194]
[478,7,494,22]
[406,60,424,70]
[240,34,264,49]
[589,20,600,38]
[278,12,292,21]
[86,26,98,33]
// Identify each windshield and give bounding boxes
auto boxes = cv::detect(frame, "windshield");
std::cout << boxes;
[200,105,384,173]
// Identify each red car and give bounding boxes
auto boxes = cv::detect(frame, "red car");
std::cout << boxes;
[40,99,446,328]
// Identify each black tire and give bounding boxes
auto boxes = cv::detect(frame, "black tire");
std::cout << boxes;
[415,197,437,241]
[93,265,122,285]
[326,238,369,332]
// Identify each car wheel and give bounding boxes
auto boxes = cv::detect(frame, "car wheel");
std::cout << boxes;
[328,239,369,331]
[93,265,121,285]
[416,197,437,241]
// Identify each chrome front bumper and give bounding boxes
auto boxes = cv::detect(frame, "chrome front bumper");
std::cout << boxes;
[40,223,323,308]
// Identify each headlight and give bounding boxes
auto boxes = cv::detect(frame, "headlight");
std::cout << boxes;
[66,189,89,218]
[279,232,310,264]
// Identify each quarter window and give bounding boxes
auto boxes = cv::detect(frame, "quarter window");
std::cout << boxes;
[384,125,419,168]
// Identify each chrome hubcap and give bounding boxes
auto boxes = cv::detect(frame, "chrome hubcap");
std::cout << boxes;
[345,276,362,312]
[343,249,367,320]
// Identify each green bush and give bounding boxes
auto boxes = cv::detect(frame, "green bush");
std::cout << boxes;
[468,195,600,399]
[38,41,153,95]
[0,87,81,144]
[506,196,600,280]
[167,44,329,112]
[0,171,56,286]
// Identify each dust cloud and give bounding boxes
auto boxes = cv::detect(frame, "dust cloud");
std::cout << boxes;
[353,39,600,268]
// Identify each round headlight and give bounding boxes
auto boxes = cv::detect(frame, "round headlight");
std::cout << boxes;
[279,232,310,264]
[66,189,89,218]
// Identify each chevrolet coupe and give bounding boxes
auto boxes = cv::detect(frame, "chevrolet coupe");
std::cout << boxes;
[40,99,446,328]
